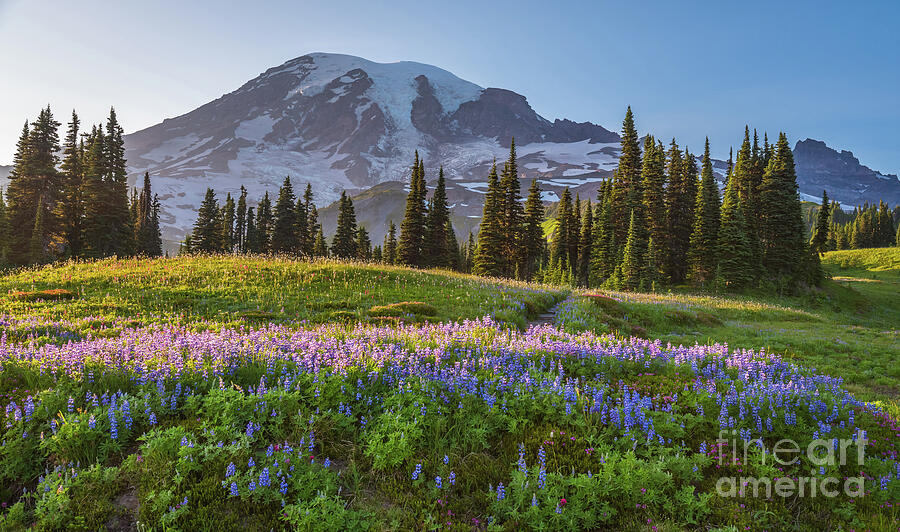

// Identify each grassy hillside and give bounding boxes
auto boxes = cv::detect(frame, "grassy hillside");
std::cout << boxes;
[557,247,900,401]
[0,256,566,334]
[0,254,898,530]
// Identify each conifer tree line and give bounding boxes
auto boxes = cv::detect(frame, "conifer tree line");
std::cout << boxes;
[184,178,387,263]
[0,106,162,267]
[471,108,827,292]
[805,195,899,251]
[184,153,480,272]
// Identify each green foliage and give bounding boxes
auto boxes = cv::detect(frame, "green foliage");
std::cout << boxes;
[687,138,721,285]
[331,191,358,259]
[474,163,505,277]
[397,151,427,267]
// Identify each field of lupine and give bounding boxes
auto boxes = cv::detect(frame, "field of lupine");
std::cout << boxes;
[1,255,899,530]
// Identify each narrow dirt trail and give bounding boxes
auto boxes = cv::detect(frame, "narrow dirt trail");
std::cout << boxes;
[525,294,577,330]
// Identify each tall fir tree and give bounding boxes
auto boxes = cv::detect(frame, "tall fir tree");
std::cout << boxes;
[58,110,83,257]
[135,172,162,256]
[809,190,831,255]
[104,108,134,256]
[610,107,643,257]
[221,193,236,253]
[192,188,222,253]
[663,140,688,283]
[80,126,110,258]
[729,127,762,277]
[716,171,753,289]
[758,133,810,285]
[7,107,61,264]
[356,226,372,260]
[423,167,453,268]
[271,177,299,253]
[576,199,593,287]
[295,194,309,256]
[245,206,258,253]
[255,192,274,253]
[384,221,398,265]
[397,152,427,267]
[313,225,328,257]
[301,184,316,256]
[590,181,616,286]
[620,210,647,291]
[30,197,47,263]
[641,137,667,283]
[0,190,9,265]
[687,138,721,285]
[569,195,582,271]
[235,186,248,253]
[498,139,524,277]
[521,179,545,280]
[548,187,574,280]
[473,163,505,277]
[331,191,358,259]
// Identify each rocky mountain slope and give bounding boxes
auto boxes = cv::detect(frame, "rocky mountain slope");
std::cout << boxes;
[793,139,899,207]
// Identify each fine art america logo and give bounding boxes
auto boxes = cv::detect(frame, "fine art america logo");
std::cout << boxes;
[715,429,868,499]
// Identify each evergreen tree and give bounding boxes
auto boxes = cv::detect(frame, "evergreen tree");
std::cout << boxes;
[58,110,83,257]
[313,226,328,257]
[6,107,61,264]
[473,163,506,277]
[498,140,524,277]
[758,133,808,285]
[149,194,163,256]
[0,190,10,265]
[730,127,762,277]
[590,181,616,286]
[221,193,236,253]
[30,197,47,263]
[192,188,222,253]
[398,152,427,266]
[302,184,316,256]
[663,140,692,283]
[331,191,358,258]
[809,190,831,255]
[135,172,162,256]
[271,177,298,253]
[384,221,398,265]
[424,167,453,268]
[620,210,646,291]
[577,199,593,286]
[104,108,133,256]
[716,172,753,289]
[308,205,322,255]
[569,195,582,271]
[235,186,247,253]
[687,138,721,285]
[356,226,372,260]
[295,194,309,256]
[610,107,643,256]
[549,187,574,279]
[80,126,110,258]
[521,179,545,280]
[465,232,476,273]
[372,245,383,263]
[641,137,667,283]
[245,207,258,253]
[255,192,274,253]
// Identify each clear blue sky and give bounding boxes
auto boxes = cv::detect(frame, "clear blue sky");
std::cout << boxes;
[1,0,898,174]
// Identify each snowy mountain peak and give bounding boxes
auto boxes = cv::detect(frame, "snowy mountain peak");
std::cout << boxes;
[124,52,618,240]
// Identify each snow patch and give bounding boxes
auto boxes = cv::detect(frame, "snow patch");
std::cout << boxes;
[235,115,277,142]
